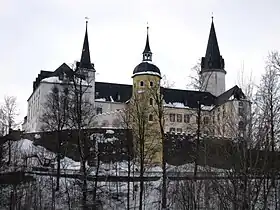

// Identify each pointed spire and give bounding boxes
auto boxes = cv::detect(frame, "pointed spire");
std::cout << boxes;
[205,16,220,59]
[201,16,225,71]
[142,24,152,62]
[79,19,94,70]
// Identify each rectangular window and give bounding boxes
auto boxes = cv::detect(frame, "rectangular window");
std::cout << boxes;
[177,114,182,122]
[96,107,102,114]
[150,98,153,106]
[217,113,220,121]
[169,114,175,122]
[169,127,175,132]
[149,114,153,121]
[203,117,209,124]
[184,114,190,123]
[177,128,182,133]
[239,107,244,116]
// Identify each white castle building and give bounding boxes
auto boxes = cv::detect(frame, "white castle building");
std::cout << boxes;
[23,19,250,137]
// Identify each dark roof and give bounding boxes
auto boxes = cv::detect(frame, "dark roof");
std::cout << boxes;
[143,32,151,54]
[162,88,216,108]
[95,82,217,107]
[201,19,225,71]
[32,63,74,92]
[79,22,94,70]
[95,82,132,103]
[216,85,246,105]
[133,62,161,76]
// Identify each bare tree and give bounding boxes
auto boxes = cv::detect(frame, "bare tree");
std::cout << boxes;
[67,71,96,209]
[125,86,161,210]
[0,96,19,165]
[40,84,70,191]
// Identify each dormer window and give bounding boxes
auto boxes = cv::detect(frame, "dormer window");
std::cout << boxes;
[58,74,63,80]
[140,81,144,87]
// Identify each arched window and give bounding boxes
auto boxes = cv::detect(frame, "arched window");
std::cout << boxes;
[140,81,144,86]
[150,81,153,87]
[149,114,153,121]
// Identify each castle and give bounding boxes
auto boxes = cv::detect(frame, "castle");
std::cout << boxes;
[22,19,250,140]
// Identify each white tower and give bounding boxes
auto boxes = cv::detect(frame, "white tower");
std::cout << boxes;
[200,17,226,96]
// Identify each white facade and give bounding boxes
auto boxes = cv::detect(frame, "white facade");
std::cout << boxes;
[201,70,226,96]
[25,72,95,132]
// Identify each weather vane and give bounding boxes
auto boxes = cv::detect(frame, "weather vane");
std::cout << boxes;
[147,22,149,34]
[211,12,214,21]
[85,16,89,24]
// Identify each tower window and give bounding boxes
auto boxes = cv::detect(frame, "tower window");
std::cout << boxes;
[150,98,153,105]
[150,81,153,87]
[149,114,153,121]
[140,81,144,86]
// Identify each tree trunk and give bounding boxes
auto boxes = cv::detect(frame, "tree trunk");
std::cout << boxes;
[139,141,144,210]
[56,130,61,191]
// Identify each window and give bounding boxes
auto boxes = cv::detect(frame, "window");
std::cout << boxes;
[140,81,144,86]
[150,98,153,106]
[177,128,182,133]
[203,117,209,124]
[184,114,190,123]
[169,127,175,133]
[169,114,175,122]
[149,114,153,121]
[177,114,182,122]
[150,81,153,87]
[239,101,243,107]
[238,121,245,131]
[96,107,102,114]
[217,113,220,121]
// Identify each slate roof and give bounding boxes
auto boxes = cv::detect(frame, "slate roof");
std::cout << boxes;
[143,31,151,54]
[79,21,94,70]
[32,63,74,91]
[95,82,132,103]
[133,62,161,75]
[216,85,246,106]
[95,82,246,109]
[201,19,225,72]
[162,88,216,108]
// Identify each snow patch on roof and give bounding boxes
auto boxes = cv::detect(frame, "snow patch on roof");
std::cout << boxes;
[164,102,189,108]
[132,71,161,77]
[95,98,106,102]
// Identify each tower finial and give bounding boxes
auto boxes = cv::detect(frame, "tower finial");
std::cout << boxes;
[85,16,89,24]
[211,12,214,22]
[142,23,152,62]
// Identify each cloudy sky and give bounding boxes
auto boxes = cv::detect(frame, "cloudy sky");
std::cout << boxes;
[1,0,280,122]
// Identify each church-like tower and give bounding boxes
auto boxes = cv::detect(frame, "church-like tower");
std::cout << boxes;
[200,18,226,96]
[132,27,161,96]
[77,20,96,104]
[131,27,162,164]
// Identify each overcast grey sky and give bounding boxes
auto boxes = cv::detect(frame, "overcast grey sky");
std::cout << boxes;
[1,0,280,121]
